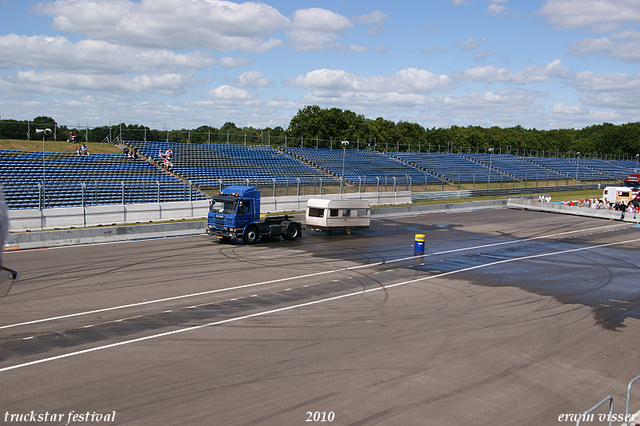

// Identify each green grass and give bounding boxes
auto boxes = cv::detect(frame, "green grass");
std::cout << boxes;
[0,138,121,155]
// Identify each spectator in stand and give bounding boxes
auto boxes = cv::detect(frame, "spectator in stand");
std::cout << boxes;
[130,147,137,159]
[123,146,129,156]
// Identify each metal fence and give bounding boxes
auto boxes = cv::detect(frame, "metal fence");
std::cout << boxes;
[5,180,205,210]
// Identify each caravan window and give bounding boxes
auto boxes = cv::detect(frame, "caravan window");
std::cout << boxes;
[356,208,369,217]
[330,209,339,217]
[342,209,351,217]
[308,207,324,218]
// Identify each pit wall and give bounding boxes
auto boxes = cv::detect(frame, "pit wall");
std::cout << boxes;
[7,191,412,233]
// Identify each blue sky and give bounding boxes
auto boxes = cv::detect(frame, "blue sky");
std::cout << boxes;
[1,0,639,131]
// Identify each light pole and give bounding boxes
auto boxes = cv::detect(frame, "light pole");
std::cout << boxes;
[341,140,349,194]
[36,128,52,185]
[636,154,639,172]
[488,147,494,189]
[575,151,581,185]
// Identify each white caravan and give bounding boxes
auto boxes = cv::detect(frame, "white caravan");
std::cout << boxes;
[305,199,371,234]
[602,187,635,204]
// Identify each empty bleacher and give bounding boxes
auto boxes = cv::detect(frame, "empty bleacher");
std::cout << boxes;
[3,139,635,211]
[282,147,442,186]
[523,157,611,181]
[573,158,631,179]
[0,150,207,209]
[126,141,340,187]
[462,153,551,181]
[390,152,514,184]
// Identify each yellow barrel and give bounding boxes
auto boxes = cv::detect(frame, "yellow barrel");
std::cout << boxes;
[414,234,426,252]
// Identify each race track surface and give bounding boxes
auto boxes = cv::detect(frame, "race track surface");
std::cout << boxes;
[1,208,640,425]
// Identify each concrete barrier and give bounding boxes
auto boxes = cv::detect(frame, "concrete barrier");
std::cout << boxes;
[8,192,412,232]
[371,199,507,219]
[507,197,640,223]
[5,221,207,250]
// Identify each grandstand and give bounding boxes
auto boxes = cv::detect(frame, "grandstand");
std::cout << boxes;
[0,150,207,209]
[125,141,340,187]
[524,157,611,181]
[609,159,639,173]
[573,158,631,179]
[390,152,514,184]
[461,153,551,181]
[2,139,637,211]
[281,147,443,186]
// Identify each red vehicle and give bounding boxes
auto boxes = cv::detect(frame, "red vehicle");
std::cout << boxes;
[621,173,640,196]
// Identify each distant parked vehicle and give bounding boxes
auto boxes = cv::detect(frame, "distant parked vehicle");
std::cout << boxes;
[603,186,635,204]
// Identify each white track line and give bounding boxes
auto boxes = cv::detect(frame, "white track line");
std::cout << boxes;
[0,222,631,331]
[1,235,639,374]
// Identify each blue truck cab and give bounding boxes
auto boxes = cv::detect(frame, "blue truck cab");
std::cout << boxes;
[206,186,301,244]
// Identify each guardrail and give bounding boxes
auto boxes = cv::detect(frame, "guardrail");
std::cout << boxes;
[412,184,601,201]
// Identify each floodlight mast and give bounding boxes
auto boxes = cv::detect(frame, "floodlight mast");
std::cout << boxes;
[36,128,52,195]
[341,141,349,194]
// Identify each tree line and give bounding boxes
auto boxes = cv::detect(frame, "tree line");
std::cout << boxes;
[2,107,640,158]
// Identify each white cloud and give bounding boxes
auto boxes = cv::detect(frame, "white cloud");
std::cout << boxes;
[234,71,272,88]
[1,70,198,97]
[0,34,217,73]
[300,90,431,110]
[548,102,624,128]
[433,88,547,120]
[474,50,495,61]
[219,57,254,68]
[486,4,507,15]
[539,0,640,32]
[354,10,389,37]
[284,68,453,94]
[456,36,488,51]
[208,85,258,101]
[35,0,289,53]
[572,70,640,92]
[453,59,571,83]
[568,30,640,62]
[286,8,353,51]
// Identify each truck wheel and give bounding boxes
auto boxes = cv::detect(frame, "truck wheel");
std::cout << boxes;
[243,225,260,245]
[286,223,301,240]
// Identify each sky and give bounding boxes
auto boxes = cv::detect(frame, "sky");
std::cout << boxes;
[1,0,640,132]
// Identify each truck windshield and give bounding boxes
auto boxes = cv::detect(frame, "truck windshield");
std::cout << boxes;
[210,199,238,214]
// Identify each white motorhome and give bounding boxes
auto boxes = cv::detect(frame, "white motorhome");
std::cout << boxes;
[305,198,371,234]
[602,187,635,204]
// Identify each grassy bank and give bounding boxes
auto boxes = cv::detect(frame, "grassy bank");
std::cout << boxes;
[1,138,121,155]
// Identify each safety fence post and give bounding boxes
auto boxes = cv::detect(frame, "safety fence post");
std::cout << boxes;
[576,396,614,426]
[625,374,640,426]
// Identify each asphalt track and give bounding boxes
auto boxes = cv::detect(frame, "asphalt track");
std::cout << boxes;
[1,208,640,426]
